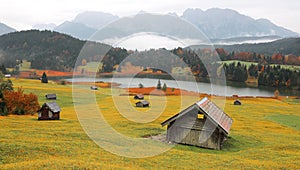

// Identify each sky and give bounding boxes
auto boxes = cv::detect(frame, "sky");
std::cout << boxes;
[1,0,300,34]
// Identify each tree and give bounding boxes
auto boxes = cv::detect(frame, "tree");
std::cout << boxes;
[0,74,13,98]
[81,59,87,66]
[0,64,7,74]
[0,101,8,116]
[3,88,39,115]
[0,75,13,116]
[162,83,167,91]
[274,89,280,98]
[138,83,144,88]
[156,79,161,89]
[41,72,48,83]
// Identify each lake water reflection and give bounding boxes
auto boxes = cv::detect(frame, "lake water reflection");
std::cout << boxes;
[68,77,285,97]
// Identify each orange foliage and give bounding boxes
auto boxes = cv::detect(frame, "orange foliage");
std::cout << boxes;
[3,88,39,115]
[19,70,79,78]
[127,87,203,96]
[260,65,265,72]
[215,48,226,56]
[284,54,299,65]
[81,59,87,66]
[177,48,183,55]
[271,53,283,64]
[235,52,252,61]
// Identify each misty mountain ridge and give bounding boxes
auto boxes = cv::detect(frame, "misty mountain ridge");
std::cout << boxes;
[73,11,119,29]
[181,8,298,38]
[54,8,298,41]
[33,23,57,30]
[54,21,97,40]
[0,22,16,36]
[211,35,281,45]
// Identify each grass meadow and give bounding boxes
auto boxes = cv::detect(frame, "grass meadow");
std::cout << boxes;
[0,78,299,169]
[220,60,300,71]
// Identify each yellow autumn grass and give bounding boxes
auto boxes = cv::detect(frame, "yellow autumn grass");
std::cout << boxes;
[0,78,299,169]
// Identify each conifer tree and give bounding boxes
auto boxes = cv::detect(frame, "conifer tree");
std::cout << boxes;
[41,72,48,83]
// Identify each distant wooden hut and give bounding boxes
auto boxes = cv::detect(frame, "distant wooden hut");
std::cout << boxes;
[232,94,239,99]
[90,86,98,90]
[161,97,233,150]
[134,94,144,100]
[234,100,242,105]
[38,102,61,120]
[4,74,11,78]
[136,100,150,107]
[45,94,57,100]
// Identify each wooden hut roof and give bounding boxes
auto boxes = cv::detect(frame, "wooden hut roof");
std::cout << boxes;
[161,97,233,135]
[134,94,144,99]
[234,100,241,105]
[45,93,56,99]
[45,102,61,112]
[90,86,98,90]
[136,100,149,105]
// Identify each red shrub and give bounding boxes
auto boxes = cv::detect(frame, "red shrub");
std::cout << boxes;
[3,88,39,115]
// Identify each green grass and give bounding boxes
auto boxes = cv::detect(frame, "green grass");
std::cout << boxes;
[268,114,300,131]
[219,60,257,68]
[282,98,300,105]
[0,78,299,169]
[219,60,300,71]
[77,62,102,73]
[18,60,31,71]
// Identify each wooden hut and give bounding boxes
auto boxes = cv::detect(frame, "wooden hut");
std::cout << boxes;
[136,100,150,107]
[45,94,57,100]
[4,74,11,78]
[90,86,98,90]
[134,94,144,100]
[234,100,241,105]
[38,102,61,120]
[161,97,233,150]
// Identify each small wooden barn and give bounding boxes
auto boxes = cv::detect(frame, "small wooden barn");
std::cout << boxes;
[134,94,144,100]
[4,74,11,78]
[136,100,150,107]
[38,102,61,120]
[90,86,98,90]
[234,100,242,105]
[45,94,57,100]
[161,97,233,150]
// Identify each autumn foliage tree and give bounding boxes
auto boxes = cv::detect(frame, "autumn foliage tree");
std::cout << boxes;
[0,74,13,115]
[3,88,39,115]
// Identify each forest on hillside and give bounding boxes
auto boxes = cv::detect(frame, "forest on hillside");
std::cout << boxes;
[0,30,85,71]
[100,47,300,89]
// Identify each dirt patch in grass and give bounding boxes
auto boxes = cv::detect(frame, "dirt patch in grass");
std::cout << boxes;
[143,133,170,144]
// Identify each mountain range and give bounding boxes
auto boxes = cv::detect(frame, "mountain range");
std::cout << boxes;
[0,8,299,43]
[181,8,298,39]
[0,22,16,36]
[50,8,298,41]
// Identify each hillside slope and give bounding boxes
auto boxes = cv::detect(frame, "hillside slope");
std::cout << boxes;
[0,30,85,71]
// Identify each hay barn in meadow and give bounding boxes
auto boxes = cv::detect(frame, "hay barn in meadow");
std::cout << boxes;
[38,102,61,120]
[90,86,98,90]
[134,94,144,100]
[45,94,57,100]
[136,100,149,107]
[234,100,241,105]
[161,97,233,150]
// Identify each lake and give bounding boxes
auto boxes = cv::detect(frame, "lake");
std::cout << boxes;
[68,77,287,97]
